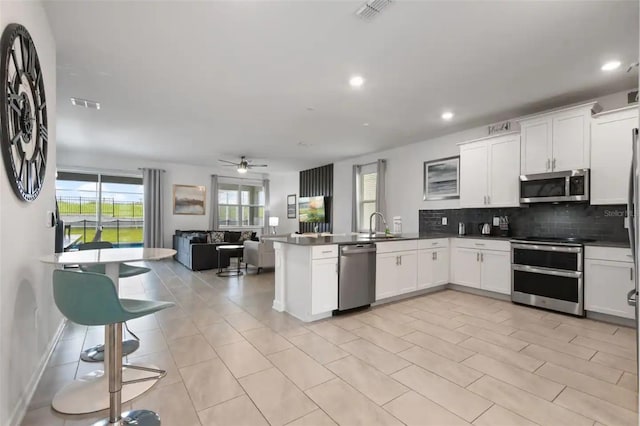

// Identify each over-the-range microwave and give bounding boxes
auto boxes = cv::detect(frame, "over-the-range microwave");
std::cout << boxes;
[519,169,589,203]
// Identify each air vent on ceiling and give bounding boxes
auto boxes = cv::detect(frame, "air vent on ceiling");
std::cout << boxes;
[355,0,393,21]
[70,97,100,110]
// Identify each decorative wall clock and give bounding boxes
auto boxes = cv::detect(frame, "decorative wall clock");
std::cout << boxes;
[0,23,47,202]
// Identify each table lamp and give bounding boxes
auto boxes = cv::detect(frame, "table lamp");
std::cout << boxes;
[269,216,279,234]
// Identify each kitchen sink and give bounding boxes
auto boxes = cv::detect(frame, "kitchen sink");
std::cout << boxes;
[357,234,400,240]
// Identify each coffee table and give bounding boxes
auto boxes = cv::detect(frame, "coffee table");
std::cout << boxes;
[217,244,244,276]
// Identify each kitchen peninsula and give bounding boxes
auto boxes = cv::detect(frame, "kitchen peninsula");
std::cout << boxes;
[272,233,512,322]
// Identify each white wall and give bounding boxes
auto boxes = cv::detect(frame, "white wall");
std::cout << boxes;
[0,3,59,425]
[333,90,635,235]
[269,172,299,235]
[56,150,267,247]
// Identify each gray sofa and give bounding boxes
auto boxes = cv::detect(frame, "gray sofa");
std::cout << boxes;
[243,238,276,273]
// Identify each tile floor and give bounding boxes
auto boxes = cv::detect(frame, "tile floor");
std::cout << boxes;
[21,259,639,426]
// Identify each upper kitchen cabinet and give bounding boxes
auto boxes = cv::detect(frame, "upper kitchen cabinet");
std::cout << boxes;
[591,105,639,205]
[520,117,552,175]
[518,102,600,175]
[460,132,520,208]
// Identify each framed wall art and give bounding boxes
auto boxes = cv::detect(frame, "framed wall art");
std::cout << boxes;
[173,184,206,215]
[287,194,297,218]
[423,156,460,201]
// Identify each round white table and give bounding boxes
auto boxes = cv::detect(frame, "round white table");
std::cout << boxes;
[40,247,176,415]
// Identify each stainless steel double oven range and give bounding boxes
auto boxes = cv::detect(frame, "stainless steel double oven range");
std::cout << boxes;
[511,236,591,316]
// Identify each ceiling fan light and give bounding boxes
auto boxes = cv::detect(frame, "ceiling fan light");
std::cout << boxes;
[237,165,248,174]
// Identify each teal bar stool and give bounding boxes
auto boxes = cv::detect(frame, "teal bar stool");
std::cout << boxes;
[53,269,174,426]
[78,241,151,362]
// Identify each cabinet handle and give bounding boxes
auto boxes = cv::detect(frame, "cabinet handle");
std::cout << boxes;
[399,256,402,266]
[475,243,485,246]
[322,250,333,254]
[481,253,484,262]
[631,268,634,281]
[435,251,438,260]
[546,158,550,170]
[476,253,479,262]
[487,195,490,204]
[432,251,435,260]
[552,158,556,170]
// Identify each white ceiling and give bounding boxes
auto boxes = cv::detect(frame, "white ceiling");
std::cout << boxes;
[45,0,638,172]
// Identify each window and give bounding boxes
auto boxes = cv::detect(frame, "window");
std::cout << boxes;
[56,172,144,247]
[357,163,378,232]
[218,182,265,228]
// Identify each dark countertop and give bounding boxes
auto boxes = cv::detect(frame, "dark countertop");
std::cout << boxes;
[271,233,629,248]
[584,241,630,249]
[272,233,513,246]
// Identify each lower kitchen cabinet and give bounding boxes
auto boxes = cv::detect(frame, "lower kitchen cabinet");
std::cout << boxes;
[451,247,481,288]
[417,248,449,289]
[311,257,338,315]
[376,251,417,300]
[585,257,634,319]
[451,242,511,295]
[479,250,511,295]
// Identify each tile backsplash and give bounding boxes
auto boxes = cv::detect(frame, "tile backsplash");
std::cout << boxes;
[419,203,629,243]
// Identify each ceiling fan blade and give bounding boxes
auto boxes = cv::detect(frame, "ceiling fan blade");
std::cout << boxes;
[248,164,268,168]
[221,164,238,167]
[218,159,238,165]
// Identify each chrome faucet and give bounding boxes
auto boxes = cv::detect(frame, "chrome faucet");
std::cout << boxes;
[369,212,388,238]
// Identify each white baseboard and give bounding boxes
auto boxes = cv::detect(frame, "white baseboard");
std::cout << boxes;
[272,300,285,312]
[9,318,66,426]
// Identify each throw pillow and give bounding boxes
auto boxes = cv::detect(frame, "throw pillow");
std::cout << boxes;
[189,234,207,243]
[239,231,253,242]
[209,231,225,243]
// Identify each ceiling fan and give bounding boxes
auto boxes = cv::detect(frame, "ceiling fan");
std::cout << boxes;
[218,156,268,174]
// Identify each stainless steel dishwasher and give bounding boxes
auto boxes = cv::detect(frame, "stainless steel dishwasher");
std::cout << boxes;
[338,243,376,311]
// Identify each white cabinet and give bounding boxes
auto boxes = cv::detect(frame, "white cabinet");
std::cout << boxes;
[521,118,552,174]
[451,247,481,288]
[460,142,488,208]
[480,250,511,295]
[585,247,635,319]
[375,248,417,301]
[519,103,597,174]
[418,247,449,290]
[451,239,511,295]
[311,257,338,315]
[376,252,399,300]
[488,134,521,206]
[460,133,520,208]
[591,106,638,205]
[553,108,591,171]
[396,251,418,294]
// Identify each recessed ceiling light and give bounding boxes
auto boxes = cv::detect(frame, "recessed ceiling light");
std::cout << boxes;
[70,97,100,110]
[363,122,370,127]
[601,60,621,71]
[349,75,365,88]
[441,111,454,120]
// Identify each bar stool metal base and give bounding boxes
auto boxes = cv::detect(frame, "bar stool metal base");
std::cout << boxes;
[91,409,160,426]
[81,339,140,362]
[216,270,243,277]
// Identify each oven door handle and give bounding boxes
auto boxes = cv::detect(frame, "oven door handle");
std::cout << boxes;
[627,289,637,307]
[511,243,582,253]
[512,264,582,278]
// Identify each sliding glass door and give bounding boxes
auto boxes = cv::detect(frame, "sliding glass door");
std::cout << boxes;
[56,171,144,247]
